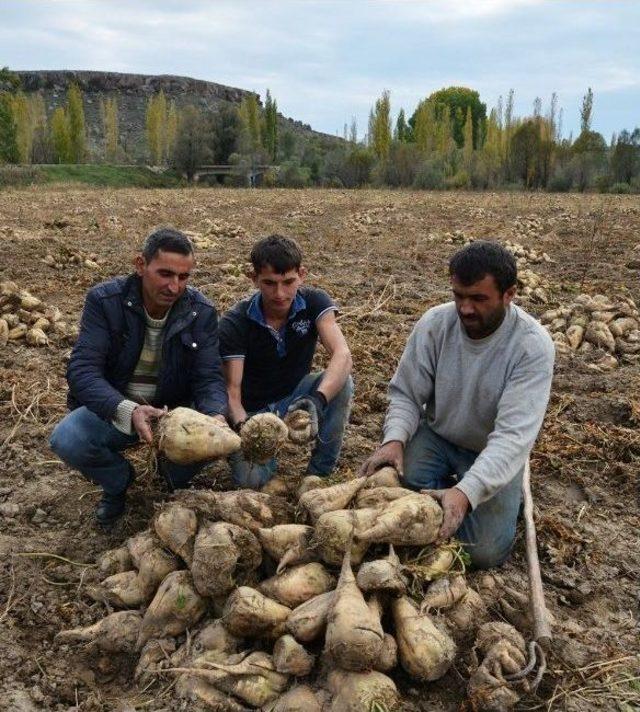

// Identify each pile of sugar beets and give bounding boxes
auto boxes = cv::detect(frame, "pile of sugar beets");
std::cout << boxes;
[57,408,532,712]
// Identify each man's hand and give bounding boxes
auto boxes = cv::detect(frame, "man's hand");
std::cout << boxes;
[360,440,404,477]
[286,393,327,439]
[132,405,166,444]
[227,403,249,432]
[422,487,470,541]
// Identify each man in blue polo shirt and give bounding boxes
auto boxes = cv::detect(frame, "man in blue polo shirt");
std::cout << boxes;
[219,235,353,487]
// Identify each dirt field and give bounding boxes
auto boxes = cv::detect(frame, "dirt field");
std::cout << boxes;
[0,187,639,711]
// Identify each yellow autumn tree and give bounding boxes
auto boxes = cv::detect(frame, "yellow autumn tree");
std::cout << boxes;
[67,83,86,163]
[146,91,168,164]
[10,91,32,163]
[100,96,119,162]
[371,90,392,160]
[50,107,71,163]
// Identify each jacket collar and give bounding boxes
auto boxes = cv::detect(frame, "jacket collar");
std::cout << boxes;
[123,274,195,337]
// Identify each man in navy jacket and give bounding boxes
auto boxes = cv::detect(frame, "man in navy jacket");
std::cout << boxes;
[50,228,228,526]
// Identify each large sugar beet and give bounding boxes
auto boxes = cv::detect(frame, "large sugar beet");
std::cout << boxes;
[176,675,250,712]
[87,570,146,608]
[154,503,198,565]
[137,570,207,649]
[158,407,241,464]
[364,466,400,488]
[392,595,456,681]
[174,651,289,708]
[421,575,468,612]
[299,477,367,522]
[126,529,157,568]
[354,486,412,509]
[55,611,142,653]
[191,521,262,598]
[257,524,316,573]
[286,590,334,643]
[177,489,290,532]
[325,670,399,711]
[325,547,383,671]
[136,546,181,598]
[265,685,322,711]
[356,493,443,546]
[273,634,315,676]
[313,508,378,566]
[241,413,288,463]
[356,545,407,595]
[222,586,291,640]
[259,562,335,608]
[96,546,132,576]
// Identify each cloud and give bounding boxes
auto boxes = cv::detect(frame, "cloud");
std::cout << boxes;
[1,0,638,138]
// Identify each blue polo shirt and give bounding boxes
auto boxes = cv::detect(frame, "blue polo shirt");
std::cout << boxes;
[219,287,337,412]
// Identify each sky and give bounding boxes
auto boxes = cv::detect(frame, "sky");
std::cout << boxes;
[2,0,638,141]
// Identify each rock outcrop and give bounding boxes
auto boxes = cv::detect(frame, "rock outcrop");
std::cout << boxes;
[13,70,337,162]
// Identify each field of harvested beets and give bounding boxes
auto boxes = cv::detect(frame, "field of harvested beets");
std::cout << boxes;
[0,187,639,712]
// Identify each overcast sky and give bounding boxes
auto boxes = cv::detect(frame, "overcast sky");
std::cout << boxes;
[2,0,638,140]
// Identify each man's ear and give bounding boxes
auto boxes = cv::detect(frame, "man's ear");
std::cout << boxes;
[503,284,517,305]
[134,255,145,276]
[298,265,308,281]
[249,269,259,287]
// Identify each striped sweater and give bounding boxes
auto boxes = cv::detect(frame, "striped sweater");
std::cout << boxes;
[112,310,168,434]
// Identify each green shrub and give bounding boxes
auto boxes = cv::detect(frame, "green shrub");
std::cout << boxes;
[548,171,573,192]
[445,170,470,189]
[609,181,631,194]
[413,158,445,189]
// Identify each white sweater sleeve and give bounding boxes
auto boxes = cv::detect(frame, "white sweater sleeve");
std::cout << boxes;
[383,316,435,445]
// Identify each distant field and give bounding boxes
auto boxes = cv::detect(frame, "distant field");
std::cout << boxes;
[0,164,184,188]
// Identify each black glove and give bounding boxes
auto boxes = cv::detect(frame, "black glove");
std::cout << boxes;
[232,417,248,434]
[286,391,327,439]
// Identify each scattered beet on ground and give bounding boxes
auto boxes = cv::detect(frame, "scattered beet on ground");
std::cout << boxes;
[0,187,639,711]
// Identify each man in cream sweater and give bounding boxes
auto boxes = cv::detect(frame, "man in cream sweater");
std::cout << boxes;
[362,241,555,569]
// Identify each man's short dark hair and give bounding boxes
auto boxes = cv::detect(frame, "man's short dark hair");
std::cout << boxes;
[250,235,302,274]
[142,228,194,262]
[449,241,517,294]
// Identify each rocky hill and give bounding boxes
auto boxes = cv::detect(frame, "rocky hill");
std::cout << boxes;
[14,70,338,162]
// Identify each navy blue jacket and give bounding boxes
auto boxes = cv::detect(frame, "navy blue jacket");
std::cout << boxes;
[66,274,227,420]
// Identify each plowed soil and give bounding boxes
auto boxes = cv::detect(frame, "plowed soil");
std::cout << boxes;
[0,187,638,711]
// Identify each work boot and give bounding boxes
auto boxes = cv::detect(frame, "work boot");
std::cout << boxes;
[95,464,135,527]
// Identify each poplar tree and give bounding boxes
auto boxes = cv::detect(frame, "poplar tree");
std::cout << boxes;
[395,109,408,142]
[349,117,358,144]
[146,91,168,164]
[166,100,178,159]
[239,94,262,153]
[372,90,391,160]
[262,89,278,161]
[0,94,19,164]
[367,109,375,147]
[50,107,71,163]
[10,91,32,163]
[413,99,436,153]
[482,107,502,182]
[100,96,119,162]
[29,93,48,163]
[463,106,474,166]
[67,83,86,162]
[580,87,593,134]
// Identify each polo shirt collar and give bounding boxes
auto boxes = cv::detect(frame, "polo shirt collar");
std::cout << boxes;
[247,291,307,327]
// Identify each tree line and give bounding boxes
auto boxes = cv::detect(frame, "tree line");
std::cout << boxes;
[0,66,638,192]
